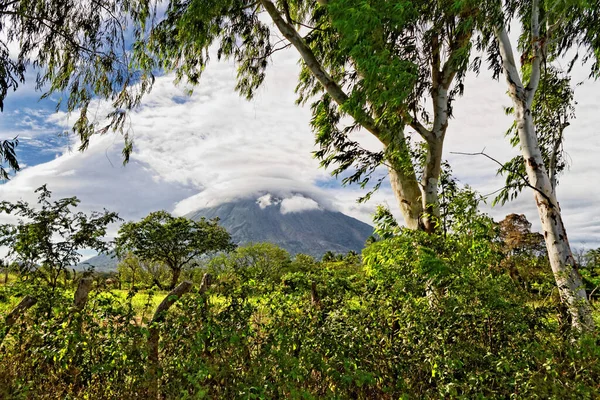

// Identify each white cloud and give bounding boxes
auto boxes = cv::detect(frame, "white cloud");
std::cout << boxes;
[256,193,282,209]
[0,35,598,249]
[256,194,274,209]
[280,195,321,214]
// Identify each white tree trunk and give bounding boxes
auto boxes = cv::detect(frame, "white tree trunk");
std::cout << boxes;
[388,164,424,230]
[496,22,595,332]
[261,0,427,230]
[515,101,594,332]
[420,85,449,232]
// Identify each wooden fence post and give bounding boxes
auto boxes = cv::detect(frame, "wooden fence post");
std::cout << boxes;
[147,280,193,399]
[311,281,320,306]
[1,295,37,346]
[73,277,93,311]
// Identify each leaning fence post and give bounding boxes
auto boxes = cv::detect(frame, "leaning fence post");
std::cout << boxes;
[199,273,212,294]
[1,295,37,346]
[147,280,193,398]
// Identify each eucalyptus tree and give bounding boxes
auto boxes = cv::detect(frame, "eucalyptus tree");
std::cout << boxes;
[0,0,154,160]
[132,0,481,232]
[495,66,575,204]
[0,138,19,180]
[2,0,482,233]
[482,0,599,331]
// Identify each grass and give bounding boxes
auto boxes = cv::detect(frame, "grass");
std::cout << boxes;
[0,280,169,321]
[110,289,167,321]
[0,273,18,285]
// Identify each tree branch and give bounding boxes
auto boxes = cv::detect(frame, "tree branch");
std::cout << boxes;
[440,26,473,89]
[259,0,385,142]
[1,10,124,66]
[494,27,525,101]
[526,0,542,106]
[450,149,555,207]
[408,119,435,143]
[431,33,441,91]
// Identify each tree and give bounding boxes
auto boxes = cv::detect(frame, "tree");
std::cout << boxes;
[499,214,546,257]
[581,248,600,297]
[0,186,120,288]
[584,248,600,271]
[495,66,575,202]
[208,242,291,282]
[115,211,234,289]
[498,213,549,288]
[2,1,484,232]
[129,0,483,232]
[483,0,600,331]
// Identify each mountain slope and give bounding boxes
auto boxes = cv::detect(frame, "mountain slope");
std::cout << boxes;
[185,195,373,257]
[79,194,374,271]
[76,251,118,272]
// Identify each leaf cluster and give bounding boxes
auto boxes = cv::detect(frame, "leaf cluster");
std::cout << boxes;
[0,185,120,285]
[0,138,19,181]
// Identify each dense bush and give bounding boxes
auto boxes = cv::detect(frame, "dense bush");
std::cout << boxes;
[2,228,599,399]
[0,285,148,398]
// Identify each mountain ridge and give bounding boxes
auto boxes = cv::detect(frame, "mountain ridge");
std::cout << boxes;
[79,194,374,271]
[185,194,373,257]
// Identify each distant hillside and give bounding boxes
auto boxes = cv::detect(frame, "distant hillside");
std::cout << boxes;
[185,194,374,257]
[76,251,118,272]
[79,194,374,271]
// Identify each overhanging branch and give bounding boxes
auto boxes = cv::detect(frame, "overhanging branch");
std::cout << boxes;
[259,0,385,142]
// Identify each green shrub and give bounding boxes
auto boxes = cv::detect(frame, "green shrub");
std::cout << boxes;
[1,234,599,399]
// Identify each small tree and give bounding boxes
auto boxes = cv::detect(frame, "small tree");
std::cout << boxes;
[0,186,120,288]
[498,214,550,290]
[115,211,234,289]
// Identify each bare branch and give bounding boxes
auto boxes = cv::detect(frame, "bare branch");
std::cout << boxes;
[450,149,555,207]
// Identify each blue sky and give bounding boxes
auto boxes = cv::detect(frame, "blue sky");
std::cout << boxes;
[1,41,600,250]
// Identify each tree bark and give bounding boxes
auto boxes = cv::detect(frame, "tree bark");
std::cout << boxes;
[495,18,595,332]
[169,267,181,290]
[421,138,444,233]
[386,137,425,230]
